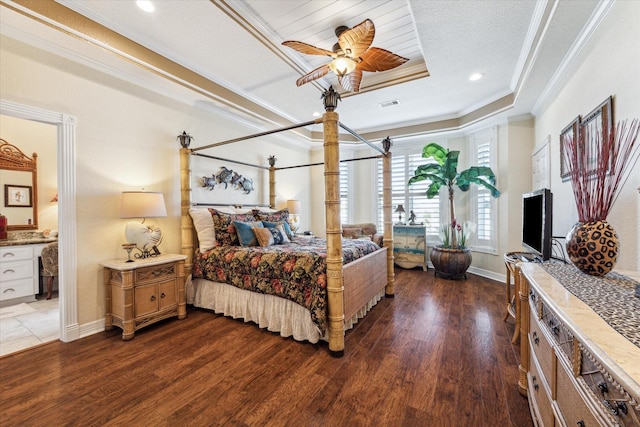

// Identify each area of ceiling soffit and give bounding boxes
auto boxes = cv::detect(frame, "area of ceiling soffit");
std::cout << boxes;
[0,0,606,146]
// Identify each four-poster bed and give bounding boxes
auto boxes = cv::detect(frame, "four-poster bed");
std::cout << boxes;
[179,89,395,354]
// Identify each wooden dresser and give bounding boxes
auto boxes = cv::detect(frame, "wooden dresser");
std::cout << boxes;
[102,254,187,340]
[519,263,640,426]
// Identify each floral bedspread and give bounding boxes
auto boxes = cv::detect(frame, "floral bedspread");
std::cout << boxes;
[192,237,380,334]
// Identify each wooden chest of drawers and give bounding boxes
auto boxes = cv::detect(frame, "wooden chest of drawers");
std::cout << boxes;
[102,254,187,340]
[393,225,427,271]
[520,264,640,426]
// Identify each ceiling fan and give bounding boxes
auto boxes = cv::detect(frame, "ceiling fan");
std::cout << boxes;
[282,19,409,93]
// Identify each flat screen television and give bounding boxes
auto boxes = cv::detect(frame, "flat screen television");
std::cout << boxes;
[522,188,553,261]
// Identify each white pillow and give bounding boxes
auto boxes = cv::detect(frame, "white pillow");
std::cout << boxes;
[189,208,216,251]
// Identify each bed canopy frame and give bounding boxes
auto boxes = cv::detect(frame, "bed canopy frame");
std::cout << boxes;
[179,87,395,354]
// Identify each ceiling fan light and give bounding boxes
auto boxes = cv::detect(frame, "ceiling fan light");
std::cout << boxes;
[329,57,356,76]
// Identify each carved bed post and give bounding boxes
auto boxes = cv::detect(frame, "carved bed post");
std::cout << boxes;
[322,88,344,356]
[382,139,395,297]
[179,147,194,277]
[268,156,276,209]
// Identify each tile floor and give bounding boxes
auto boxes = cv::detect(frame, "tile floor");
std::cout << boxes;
[0,295,59,357]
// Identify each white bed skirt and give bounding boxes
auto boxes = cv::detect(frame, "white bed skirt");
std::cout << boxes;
[186,276,384,344]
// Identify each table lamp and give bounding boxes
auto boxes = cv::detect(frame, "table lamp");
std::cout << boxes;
[120,191,167,259]
[287,199,301,234]
[395,204,405,224]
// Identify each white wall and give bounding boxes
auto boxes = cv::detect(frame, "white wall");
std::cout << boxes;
[534,0,640,270]
[0,35,309,326]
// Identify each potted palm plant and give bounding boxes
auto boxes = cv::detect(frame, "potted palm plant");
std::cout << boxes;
[408,143,500,279]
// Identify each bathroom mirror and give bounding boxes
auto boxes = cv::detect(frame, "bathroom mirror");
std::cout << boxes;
[0,139,38,230]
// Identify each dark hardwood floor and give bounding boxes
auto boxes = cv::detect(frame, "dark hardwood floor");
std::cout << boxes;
[0,268,532,426]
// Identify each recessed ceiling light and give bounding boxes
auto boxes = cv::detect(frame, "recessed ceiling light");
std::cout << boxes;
[469,73,484,81]
[312,111,321,117]
[136,1,155,13]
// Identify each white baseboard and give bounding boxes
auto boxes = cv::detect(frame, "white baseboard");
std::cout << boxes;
[78,318,105,339]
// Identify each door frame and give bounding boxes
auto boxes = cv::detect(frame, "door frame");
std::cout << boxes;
[1,99,79,342]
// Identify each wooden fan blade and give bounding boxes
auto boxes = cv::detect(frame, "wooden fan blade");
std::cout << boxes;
[296,64,331,86]
[338,19,375,58]
[282,40,335,57]
[338,69,363,93]
[357,47,409,72]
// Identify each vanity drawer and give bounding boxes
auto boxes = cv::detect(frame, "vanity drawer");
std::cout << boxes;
[0,246,33,261]
[0,259,33,281]
[0,277,33,300]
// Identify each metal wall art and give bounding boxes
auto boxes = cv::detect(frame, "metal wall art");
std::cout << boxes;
[202,166,254,194]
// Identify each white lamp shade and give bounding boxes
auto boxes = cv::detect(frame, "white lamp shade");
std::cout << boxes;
[120,191,167,219]
[287,200,301,215]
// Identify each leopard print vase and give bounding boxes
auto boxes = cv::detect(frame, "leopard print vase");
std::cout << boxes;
[566,220,619,276]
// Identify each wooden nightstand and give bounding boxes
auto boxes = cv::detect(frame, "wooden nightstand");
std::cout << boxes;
[102,254,187,340]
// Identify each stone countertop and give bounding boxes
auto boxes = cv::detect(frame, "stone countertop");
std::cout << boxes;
[0,237,58,247]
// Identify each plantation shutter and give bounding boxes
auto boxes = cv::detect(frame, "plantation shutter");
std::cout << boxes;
[376,151,441,235]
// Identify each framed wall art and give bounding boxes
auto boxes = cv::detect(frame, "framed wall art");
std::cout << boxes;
[4,184,33,207]
[559,116,580,181]
[580,96,613,175]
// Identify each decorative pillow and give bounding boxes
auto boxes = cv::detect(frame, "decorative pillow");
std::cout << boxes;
[342,227,363,239]
[253,226,284,247]
[233,220,263,246]
[253,208,289,223]
[262,220,294,240]
[276,224,290,243]
[209,208,256,246]
[189,208,216,251]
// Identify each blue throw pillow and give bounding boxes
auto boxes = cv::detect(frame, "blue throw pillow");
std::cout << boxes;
[232,220,263,246]
[262,221,294,240]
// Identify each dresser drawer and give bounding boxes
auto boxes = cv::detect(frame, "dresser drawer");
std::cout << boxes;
[529,352,556,427]
[540,301,574,365]
[530,304,554,384]
[1,277,34,300]
[578,343,640,426]
[134,263,176,284]
[0,259,33,281]
[556,358,600,427]
[0,246,33,261]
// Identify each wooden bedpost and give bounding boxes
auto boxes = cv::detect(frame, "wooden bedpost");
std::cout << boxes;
[268,158,276,209]
[179,147,194,277]
[323,108,345,356]
[383,148,395,297]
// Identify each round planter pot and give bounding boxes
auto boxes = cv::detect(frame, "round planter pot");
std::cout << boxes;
[430,246,472,280]
[566,220,618,276]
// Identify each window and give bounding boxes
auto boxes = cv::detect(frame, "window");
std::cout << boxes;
[376,149,442,236]
[469,127,498,253]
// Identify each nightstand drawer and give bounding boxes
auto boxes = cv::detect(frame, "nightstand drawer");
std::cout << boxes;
[134,263,176,284]
[134,279,178,317]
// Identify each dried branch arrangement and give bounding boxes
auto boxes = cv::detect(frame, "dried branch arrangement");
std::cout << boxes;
[563,119,640,222]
